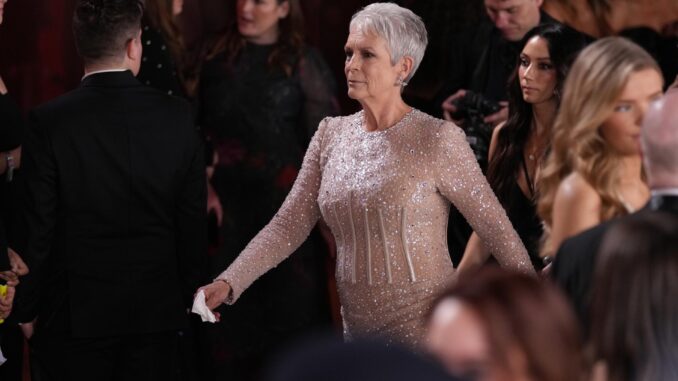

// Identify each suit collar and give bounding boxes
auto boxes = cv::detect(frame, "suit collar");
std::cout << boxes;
[80,70,141,89]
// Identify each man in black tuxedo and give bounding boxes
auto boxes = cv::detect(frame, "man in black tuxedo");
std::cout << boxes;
[552,88,678,333]
[18,1,206,379]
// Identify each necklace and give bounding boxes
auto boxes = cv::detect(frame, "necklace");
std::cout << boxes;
[527,147,541,161]
[526,137,547,161]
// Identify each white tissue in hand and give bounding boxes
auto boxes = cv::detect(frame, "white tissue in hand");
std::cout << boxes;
[0,346,6,366]
[192,290,217,323]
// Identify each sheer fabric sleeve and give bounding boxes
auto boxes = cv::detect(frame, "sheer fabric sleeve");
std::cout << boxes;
[297,48,340,141]
[215,118,330,302]
[435,122,534,274]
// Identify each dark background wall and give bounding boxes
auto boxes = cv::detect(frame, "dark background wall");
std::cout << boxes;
[0,0,484,114]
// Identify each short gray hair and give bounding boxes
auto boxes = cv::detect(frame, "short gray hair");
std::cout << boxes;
[350,3,428,82]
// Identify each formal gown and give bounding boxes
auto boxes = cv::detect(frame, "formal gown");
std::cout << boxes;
[217,108,532,347]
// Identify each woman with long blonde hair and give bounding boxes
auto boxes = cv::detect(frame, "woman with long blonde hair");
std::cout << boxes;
[537,37,663,257]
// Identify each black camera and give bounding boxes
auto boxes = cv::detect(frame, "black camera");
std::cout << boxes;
[450,91,501,172]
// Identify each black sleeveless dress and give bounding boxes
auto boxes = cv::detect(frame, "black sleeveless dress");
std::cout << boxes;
[504,157,544,269]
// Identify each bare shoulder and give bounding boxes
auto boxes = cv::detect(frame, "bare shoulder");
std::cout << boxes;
[555,172,601,209]
[492,121,506,140]
[488,122,506,160]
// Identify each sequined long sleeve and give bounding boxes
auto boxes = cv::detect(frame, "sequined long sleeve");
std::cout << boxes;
[435,122,534,273]
[215,118,328,302]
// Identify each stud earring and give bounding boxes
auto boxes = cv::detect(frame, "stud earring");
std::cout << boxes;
[395,77,408,87]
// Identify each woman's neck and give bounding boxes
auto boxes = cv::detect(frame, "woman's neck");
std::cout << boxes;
[618,155,644,184]
[360,98,411,132]
[531,100,557,137]
[245,29,280,46]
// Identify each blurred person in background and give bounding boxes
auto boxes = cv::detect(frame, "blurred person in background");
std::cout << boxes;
[0,0,30,378]
[590,212,678,381]
[553,87,678,333]
[537,37,663,258]
[436,0,572,268]
[456,23,587,275]
[427,268,584,381]
[137,0,192,97]
[196,0,338,378]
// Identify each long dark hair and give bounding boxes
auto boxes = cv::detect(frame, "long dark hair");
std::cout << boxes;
[144,0,186,75]
[207,0,305,76]
[487,23,586,205]
[592,212,678,381]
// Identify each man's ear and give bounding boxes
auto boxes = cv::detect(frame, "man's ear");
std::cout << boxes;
[126,30,142,62]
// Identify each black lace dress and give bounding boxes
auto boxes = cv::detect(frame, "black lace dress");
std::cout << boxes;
[198,42,339,380]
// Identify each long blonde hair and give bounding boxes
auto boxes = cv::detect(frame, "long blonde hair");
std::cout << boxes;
[537,37,660,252]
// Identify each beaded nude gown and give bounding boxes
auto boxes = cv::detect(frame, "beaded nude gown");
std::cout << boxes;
[217,109,532,347]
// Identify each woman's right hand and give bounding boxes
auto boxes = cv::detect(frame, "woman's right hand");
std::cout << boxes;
[198,280,232,311]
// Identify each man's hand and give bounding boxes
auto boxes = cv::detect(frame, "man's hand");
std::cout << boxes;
[20,320,36,340]
[8,248,29,276]
[0,270,19,287]
[0,285,16,321]
[483,102,509,126]
[0,249,29,287]
[0,75,7,95]
[441,89,467,123]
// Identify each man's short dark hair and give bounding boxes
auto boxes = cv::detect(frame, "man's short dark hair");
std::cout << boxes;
[73,0,144,64]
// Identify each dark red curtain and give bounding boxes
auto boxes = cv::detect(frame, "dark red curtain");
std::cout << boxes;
[0,0,378,114]
[1,0,473,114]
[0,0,81,114]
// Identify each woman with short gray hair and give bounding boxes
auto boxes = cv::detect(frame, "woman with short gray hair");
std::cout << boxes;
[198,2,532,347]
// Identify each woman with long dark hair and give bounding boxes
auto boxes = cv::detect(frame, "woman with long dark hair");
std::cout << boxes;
[457,23,586,273]
[137,0,190,96]
[197,0,338,378]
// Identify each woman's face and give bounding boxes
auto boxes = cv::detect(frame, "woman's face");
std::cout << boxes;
[236,0,289,45]
[172,0,184,16]
[427,300,491,380]
[344,28,403,103]
[518,36,557,105]
[427,299,533,381]
[600,68,663,156]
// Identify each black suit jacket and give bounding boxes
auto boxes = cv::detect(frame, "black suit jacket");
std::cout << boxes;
[20,71,206,338]
[552,194,678,333]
